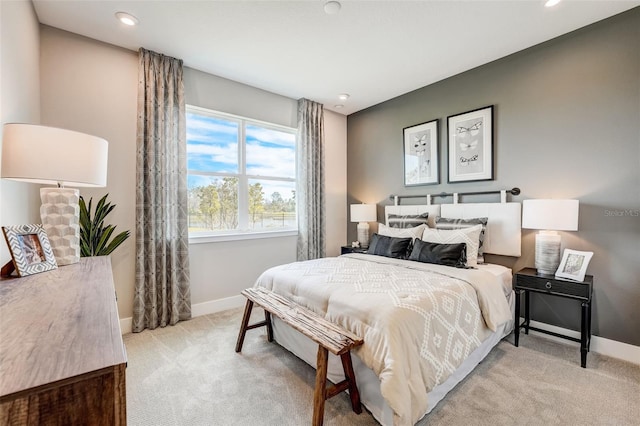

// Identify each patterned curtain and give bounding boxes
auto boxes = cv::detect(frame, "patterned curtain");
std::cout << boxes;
[296,98,326,260]
[133,48,191,332]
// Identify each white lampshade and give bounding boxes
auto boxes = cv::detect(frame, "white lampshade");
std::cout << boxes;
[522,199,579,275]
[350,204,377,223]
[1,123,108,266]
[1,123,108,187]
[522,199,579,231]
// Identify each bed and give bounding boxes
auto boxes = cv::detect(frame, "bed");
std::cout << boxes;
[253,201,521,425]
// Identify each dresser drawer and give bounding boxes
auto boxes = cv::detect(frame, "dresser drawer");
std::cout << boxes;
[516,274,591,300]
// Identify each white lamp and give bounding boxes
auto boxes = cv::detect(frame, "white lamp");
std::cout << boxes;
[1,124,108,266]
[522,199,579,275]
[350,203,376,248]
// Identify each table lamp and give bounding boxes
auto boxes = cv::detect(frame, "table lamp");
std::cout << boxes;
[1,124,108,266]
[350,203,376,248]
[522,199,579,275]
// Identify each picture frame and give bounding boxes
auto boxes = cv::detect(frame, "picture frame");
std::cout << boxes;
[447,105,494,183]
[2,224,57,277]
[403,119,439,186]
[555,249,593,282]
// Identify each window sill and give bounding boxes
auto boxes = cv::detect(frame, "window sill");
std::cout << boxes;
[189,229,298,244]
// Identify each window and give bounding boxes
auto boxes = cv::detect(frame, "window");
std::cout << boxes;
[186,106,297,238]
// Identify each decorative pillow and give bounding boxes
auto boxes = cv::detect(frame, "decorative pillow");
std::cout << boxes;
[368,233,412,259]
[387,213,429,228]
[435,217,488,264]
[421,224,482,267]
[408,239,467,268]
[378,223,426,241]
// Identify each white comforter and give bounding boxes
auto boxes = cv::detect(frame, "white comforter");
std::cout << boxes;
[254,253,512,425]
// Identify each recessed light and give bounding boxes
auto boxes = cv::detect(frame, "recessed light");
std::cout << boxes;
[115,12,138,26]
[338,93,350,101]
[334,104,344,109]
[544,0,561,7]
[324,1,341,15]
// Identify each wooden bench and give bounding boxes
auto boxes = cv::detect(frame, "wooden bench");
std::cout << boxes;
[235,287,364,426]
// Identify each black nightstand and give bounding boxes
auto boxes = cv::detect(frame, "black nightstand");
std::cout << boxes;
[514,267,593,368]
[341,245,368,255]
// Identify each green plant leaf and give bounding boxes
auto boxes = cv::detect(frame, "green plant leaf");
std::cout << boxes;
[79,194,130,257]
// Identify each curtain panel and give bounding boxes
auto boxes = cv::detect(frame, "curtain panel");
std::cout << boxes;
[296,98,326,260]
[133,48,191,332]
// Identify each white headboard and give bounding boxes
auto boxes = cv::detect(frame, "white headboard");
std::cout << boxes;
[385,202,521,257]
[385,204,441,228]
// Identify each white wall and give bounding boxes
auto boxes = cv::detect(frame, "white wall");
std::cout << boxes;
[324,110,347,257]
[0,0,42,265]
[39,26,138,319]
[38,27,348,320]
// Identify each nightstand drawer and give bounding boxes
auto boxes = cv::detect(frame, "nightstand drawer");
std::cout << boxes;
[516,274,590,299]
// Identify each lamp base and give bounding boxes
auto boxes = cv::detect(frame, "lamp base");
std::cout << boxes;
[40,187,80,266]
[535,231,561,275]
[357,222,370,248]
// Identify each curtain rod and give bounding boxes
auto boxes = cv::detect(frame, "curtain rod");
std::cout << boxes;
[388,187,520,205]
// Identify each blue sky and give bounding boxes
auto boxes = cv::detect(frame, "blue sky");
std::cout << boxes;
[186,112,296,201]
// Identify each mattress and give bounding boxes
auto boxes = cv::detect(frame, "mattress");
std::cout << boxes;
[257,255,514,425]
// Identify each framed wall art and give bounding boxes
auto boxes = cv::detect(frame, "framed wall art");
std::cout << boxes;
[555,249,593,282]
[403,119,439,186]
[2,224,57,277]
[447,105,493,183]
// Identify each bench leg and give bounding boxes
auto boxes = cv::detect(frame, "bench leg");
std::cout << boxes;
[340,352,362,414]
[313,346,329,426]
[235,300,254,353]
[265,311,273,342]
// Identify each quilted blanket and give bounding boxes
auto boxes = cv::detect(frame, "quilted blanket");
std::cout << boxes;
[254,254,512,425]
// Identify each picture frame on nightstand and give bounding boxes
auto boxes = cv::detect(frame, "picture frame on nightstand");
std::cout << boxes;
[555,249,593,282]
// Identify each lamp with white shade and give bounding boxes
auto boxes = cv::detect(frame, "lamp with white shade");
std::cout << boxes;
[1,124,108,266]
[522,199,579,275]
[350,203,376,248]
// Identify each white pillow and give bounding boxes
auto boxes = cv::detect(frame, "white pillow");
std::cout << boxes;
[378,223,426,240]
[421,224,483,267]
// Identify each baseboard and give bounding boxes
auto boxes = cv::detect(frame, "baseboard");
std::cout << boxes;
[525,319,640,365]
[120,304,638,365]
[119,295,245,335]
[191,294,245,317]
[120,317,133,335]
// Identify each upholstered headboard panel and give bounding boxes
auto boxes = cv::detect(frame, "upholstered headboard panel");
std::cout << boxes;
[440,203,521,256]
[385,205,441,228]
[384,202,521,257]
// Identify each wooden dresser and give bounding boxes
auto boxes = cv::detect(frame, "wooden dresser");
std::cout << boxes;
[0,256,127,425]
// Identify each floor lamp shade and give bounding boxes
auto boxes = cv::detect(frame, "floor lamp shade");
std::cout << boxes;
[522,199,579,275]
[350,204,377,248]
[1,124,108,266]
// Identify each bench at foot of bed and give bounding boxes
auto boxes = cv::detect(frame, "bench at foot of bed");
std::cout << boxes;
[236,286,364,426]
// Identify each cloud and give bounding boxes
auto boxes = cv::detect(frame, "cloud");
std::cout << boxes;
[246,125,295,148]
[246,142,295,178]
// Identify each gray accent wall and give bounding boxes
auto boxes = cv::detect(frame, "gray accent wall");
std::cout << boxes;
[347,9,639,346]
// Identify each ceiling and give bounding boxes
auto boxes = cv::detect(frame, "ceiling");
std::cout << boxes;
[32,0,639,115]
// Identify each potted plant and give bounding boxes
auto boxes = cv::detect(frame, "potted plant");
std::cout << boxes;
[79,194,130,256]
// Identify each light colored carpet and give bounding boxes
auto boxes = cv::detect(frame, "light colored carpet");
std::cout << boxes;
[124,308,639,425]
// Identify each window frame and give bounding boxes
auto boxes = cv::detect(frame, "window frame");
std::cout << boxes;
[186,105,298,243]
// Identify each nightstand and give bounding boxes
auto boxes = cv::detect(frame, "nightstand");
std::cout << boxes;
[341,245,368,255]
[514,267,593,368]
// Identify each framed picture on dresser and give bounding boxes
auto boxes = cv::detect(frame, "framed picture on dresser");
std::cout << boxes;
[403,119,439,186]
[2,224,57,277]
[447,105,493,183]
